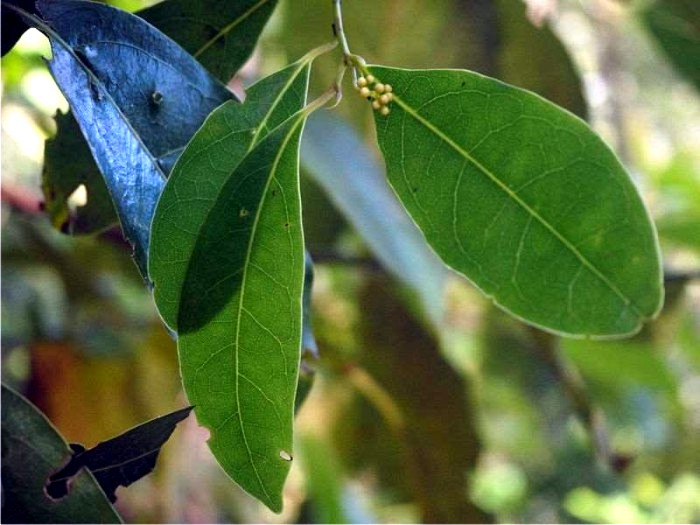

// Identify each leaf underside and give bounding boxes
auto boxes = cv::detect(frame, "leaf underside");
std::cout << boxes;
[150,59,313,512]
[369,66,663,337]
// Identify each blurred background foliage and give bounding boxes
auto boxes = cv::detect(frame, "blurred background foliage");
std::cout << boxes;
[2,0,699,522]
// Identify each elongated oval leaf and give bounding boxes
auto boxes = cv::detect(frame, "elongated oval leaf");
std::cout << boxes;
[150,54,318,510]
[140,0,279,83]
[14,0,234,275]
[1,385,121,524]
[368,66,663,337]
[180,114,307,512]
[150,53,315,329]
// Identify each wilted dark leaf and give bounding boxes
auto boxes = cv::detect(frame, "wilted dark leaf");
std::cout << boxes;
[46,407,192,503]
[643,0,700,91]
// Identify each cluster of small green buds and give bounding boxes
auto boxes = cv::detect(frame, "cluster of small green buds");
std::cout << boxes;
[356,74,393,116]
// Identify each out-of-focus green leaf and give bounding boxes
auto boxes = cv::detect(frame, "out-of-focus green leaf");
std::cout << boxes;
[15,0,234,276]
[643,0,700,91]
[42,111,117,234]
[493,0,587,118]
[140,0,279,83]
[349,276,488,523]
[1,384,121,524]
[369,65,663,337]
[301,112,449,327]
[299,434,353,524]
[562,339,676,392]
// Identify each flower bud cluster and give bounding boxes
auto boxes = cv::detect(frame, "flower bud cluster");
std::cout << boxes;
[356,74,393,116]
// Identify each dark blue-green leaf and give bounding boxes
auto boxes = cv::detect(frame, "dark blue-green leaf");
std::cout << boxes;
[16,0,234,275]
[369,66,663,337]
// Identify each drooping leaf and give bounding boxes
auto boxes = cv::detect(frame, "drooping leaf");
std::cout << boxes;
[149,52,321,510]
[368,66,663,337]
[12,0,235,276]
[140,0,279,83]
[1,384,121,524]
[46,407,192,503]
[643,0,700,92]
[42,111,117,234]
[301,112,450,327]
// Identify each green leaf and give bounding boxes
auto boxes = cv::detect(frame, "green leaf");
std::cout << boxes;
[1,384,121,524]
[140,0,278,83]
[150,52,322,511]
[150,52,316,328]
[369,66,663,337]
[42,110,117,234]
[643,0,700,92]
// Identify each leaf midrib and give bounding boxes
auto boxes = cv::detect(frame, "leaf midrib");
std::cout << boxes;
[164,61,309,326]
[391,93,643,318]
[194,0,273,58]
[230,114,305,507]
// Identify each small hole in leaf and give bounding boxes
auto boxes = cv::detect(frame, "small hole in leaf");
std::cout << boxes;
[239,208,249,218]
[279,450,292,461]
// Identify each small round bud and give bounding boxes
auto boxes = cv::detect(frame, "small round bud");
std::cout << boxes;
[372,100,382,110]
[374,83,385,94]
[359,87,371,97]
[386,92,394,102]
[366,74,376,84]
[380,106,390,116]
[385,84,393,93]
[380,94,390,105]
[357,77,368,88]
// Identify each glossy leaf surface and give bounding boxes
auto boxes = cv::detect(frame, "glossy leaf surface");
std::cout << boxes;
[369,66,663,336]
[150,59,314,511]
[1,385,120,524]
[140,0,278,83]
[21,0,234,275]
